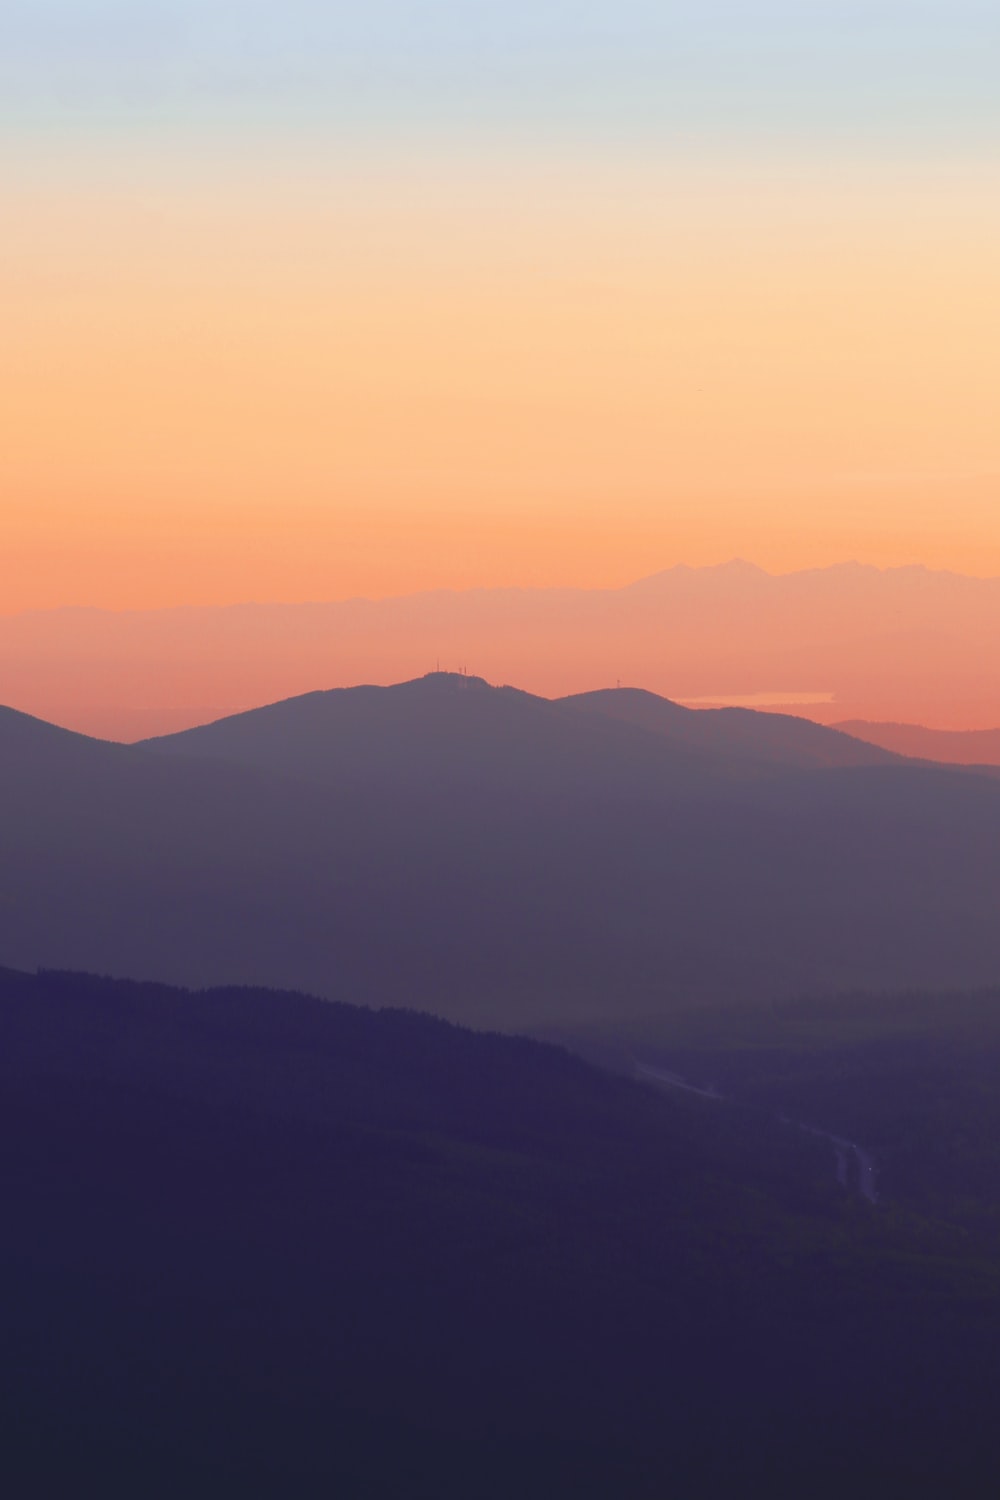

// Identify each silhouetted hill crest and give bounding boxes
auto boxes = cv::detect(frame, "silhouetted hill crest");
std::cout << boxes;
[5,678,1000,1023]
[559,687,896,770]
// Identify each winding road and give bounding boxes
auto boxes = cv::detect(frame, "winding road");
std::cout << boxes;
[635,1060,879,1204]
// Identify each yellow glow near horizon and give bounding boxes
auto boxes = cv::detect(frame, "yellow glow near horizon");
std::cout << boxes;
[3,150,999,610]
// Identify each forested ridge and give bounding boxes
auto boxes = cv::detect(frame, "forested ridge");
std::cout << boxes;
[3,968,999,1496]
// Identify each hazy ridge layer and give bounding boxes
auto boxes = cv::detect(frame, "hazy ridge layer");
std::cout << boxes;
[3,563,999,742]
[3,674,1000,1027]
[836,719,1000,767]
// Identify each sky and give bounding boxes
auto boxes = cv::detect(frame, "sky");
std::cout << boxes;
[2,1,999,611]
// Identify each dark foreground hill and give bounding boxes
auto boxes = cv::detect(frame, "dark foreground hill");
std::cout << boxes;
[566,985,1000,1247]
[4,676,1000,1026]
[3,967,999,1497]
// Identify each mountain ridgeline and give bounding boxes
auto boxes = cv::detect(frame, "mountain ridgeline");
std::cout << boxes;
[2,675,1000,1027]
[835,719,1000,768]
[6,561,1000,741]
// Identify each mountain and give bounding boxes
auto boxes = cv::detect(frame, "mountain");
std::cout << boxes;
[836,719,1000,767]
[4,966,999,1495]
[142,672,892,787]
[4,674,1000,1026]
[560,687,895,769]
[0,701,132,773]
[4,560,1000,741]
[139,672,729,793]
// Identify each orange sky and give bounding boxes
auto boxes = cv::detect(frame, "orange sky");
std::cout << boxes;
[2,149,999,612]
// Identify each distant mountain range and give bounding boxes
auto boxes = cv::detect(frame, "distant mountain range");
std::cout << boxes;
[3,560,1000,741]
[563,688,894,769]
[4,673,1000,1026]
[836,720,1000,767]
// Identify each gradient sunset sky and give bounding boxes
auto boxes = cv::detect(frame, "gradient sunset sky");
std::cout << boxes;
[3,2,999,611]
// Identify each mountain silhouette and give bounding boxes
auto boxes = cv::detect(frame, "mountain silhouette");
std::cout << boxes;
[3,676,1000,1025]
[142,672,889,793]
[836,719,1000,768]
[5,561,1000,741]
[140,672,729,793]
[560,687,894,769]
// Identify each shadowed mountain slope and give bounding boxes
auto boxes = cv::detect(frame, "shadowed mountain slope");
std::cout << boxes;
[4,677,1000,1024]
[140,672,728,795]
[3,967,1000,1495]
[0,702,133,772]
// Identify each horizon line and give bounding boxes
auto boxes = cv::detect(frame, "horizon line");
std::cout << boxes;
[6,557,1000,621]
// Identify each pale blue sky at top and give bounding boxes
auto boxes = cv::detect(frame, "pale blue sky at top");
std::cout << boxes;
[3,1,999,151]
